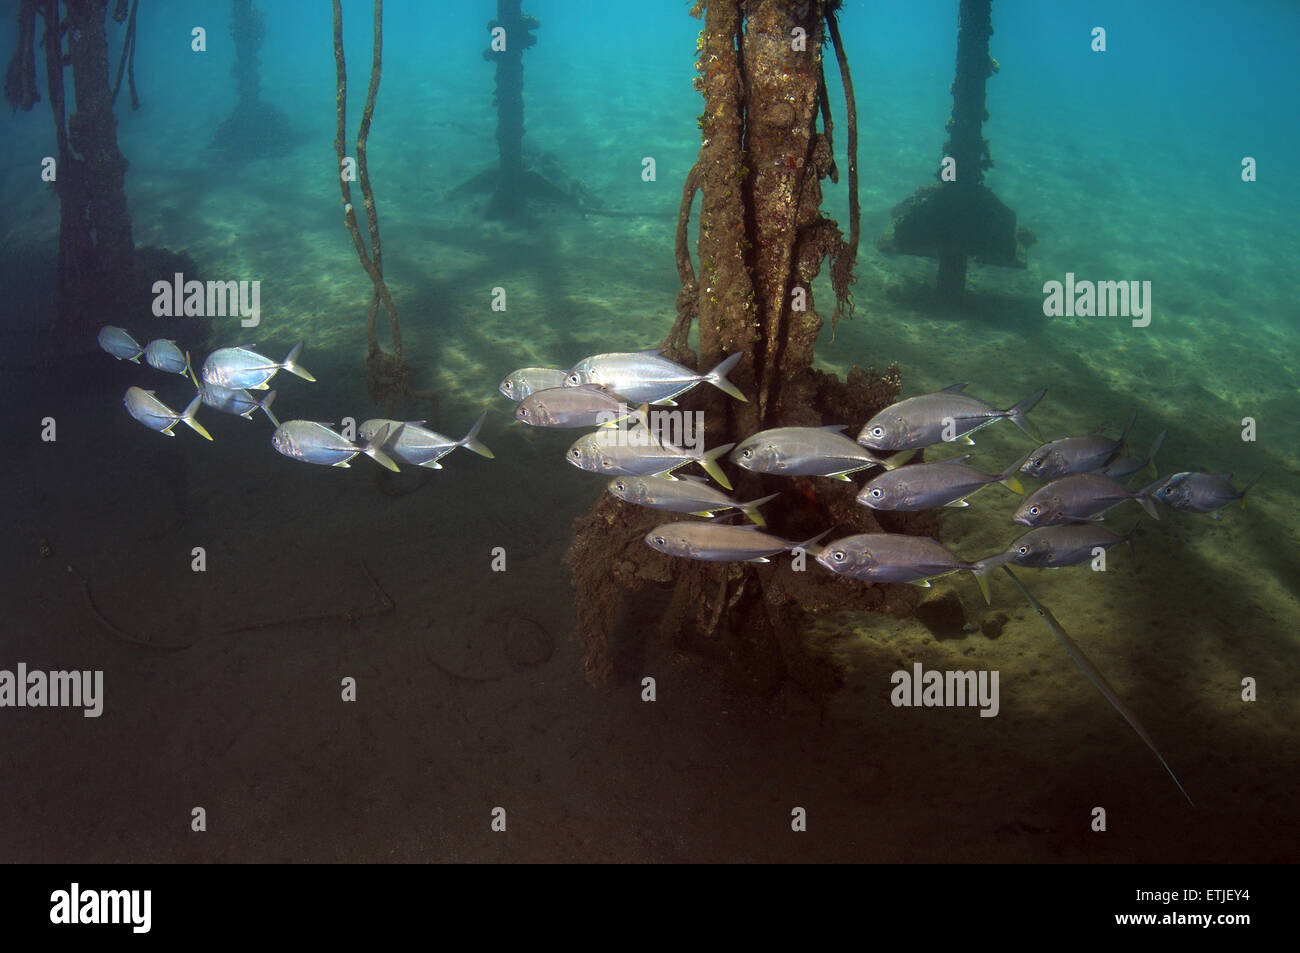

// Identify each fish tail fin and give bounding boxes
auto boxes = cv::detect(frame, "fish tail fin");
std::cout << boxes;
[880,448,919,471]
[698,442,735,491]
[460,411,495,459]
[1136,488,1162,520]
[181,395,213,441]
[185,352,199,389]
[1143,429,1167,480]
[970,551,1015,605]
[999,454,1029,494]
[283,341,317,382]
[1006,386,1047,439]
[739,492,780,528]
[705,352,747,402]
[260,390,281,428]
[364,423,401,472]
[1239,471,1264,508]
[791,528,832,559]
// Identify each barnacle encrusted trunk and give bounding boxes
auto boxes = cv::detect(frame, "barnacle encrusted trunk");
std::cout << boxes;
[566,0,936,691]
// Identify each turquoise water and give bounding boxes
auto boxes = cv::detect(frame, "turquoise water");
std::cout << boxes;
[1,1,1296,862]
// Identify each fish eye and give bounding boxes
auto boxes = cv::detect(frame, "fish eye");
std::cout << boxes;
[831,550,846,562]
[871,426,885,438]
[570,448,580,457]
[1029,505,1040,516]
[869,488,883,498]
[518,407,529,418]
[1017,546,1029,556]
[741,448,753,459]
[615,481,626,491]
[653,536,665,546]
[568,373,581,385]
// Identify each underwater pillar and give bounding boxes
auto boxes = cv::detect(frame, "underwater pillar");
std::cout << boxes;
[876,0,1028,307]
[231,0,265,107]
[566,0,936,692]
[483,0,537,218]
[936,0,991,301]
[59,0,136,341]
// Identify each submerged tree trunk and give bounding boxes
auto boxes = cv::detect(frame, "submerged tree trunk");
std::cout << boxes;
[567,0,937,693]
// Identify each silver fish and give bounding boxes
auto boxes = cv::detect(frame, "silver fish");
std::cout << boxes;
[358,413,494,468]
[514,384,643,428]
[123,386,212,440]
[499,367,569,402]
[566,350,745,404]
[857,453,1025,511]
[1014,472,1160,526]
[271,420,400,471]
[1006,523,1136,569]
[1102,429,1166,480]
[199,381,280,426]
[1021,410,1136,479]
[201,342,315,390]
[1150,471,1261,516]
[815,533,1011,604]
[645,521,824,563]
[731,425,895,481]
[98,326,144,363]
[568,428,734,489]
[144,339,192,378]
[857,382,1046,451]
[609,475,779,528]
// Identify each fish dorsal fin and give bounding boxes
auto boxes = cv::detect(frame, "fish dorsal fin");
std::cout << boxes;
[637,347,667,356]
[946,453,974,464]
[820,424,849,432]
[940,382,969,393]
